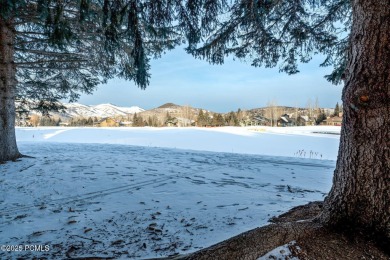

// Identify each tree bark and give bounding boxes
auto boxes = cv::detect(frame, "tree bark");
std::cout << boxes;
[320,0,390,251]
[0,17,20,162]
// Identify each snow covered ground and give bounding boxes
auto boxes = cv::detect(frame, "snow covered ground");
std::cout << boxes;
[1,126,340,259]
[16,126,341,160]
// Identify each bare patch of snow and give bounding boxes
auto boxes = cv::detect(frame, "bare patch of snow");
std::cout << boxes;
[43,129,70,139]
[258,241,301,260]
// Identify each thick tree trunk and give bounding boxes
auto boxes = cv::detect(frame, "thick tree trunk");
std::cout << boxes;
[0,17,20,162]
[320,0,390,250]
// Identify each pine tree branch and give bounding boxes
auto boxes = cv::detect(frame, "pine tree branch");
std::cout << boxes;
[14,48,85,58]
[16,59,88,65]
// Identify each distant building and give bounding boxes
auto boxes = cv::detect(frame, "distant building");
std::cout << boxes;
[242,115,271,126]
[96,117,119,127]
[277,114,296,127]
[297,115,315,126]
[165,117,178,127]
[322,115,343,126]
[176,117,195,127]
[119,121,133,127]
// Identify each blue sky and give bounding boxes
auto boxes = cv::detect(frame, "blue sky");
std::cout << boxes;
[78,47,343,113]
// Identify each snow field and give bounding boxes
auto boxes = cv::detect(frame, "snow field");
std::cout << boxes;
[0,126,339,259]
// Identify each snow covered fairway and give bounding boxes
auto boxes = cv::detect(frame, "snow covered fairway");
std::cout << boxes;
[1,126,339,259]
[16,126,341,160]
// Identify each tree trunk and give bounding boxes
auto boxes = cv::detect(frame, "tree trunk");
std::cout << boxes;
[320,0,390,251]
[0,17,20,162]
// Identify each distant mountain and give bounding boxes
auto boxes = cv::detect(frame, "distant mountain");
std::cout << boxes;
[134,103,205,126]
[139,103,205,120]
[16,100,338,128]
[20,100,337,122]
[23,102,144,119]
[62,103,144,118]
[86,103,144,117]
[157,103,182,109]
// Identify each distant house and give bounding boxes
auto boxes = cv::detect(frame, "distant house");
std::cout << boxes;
[253,115,271,126]
[322,115,343,126]
[176,117,195,127]
[297,115,314,126]
[119,121,133,127]
[277,114,296,127]
[165,117,178,127]
[241,115,271,126]
[96,117,119,127]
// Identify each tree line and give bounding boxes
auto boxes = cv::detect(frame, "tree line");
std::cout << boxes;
[20,103,343,127]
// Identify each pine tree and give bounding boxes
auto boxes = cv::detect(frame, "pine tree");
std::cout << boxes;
[197,109,205,127]
[133,113,144,127]
[236,108,243,124]
[225,111,239,126]
[165,112,173,126]
[216,113,224,126]
[334,102,340,116]
[0,0,210,161]
[203,111,210,126]
[315,110,327,125]
[86,117,93,126]
[211,113,224,127]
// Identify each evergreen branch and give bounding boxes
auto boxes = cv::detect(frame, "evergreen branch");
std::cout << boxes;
[14,48,85,58]
[16,59,88,65]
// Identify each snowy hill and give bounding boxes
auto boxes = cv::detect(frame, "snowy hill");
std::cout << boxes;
[81,103,144,118]
[138,103,208,124]
[28,102,145,119]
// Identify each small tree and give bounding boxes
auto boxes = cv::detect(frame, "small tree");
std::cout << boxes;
[211,113,224,127]
[315,110,327,125]
[197,109,205,127]
[132,113,144,127]
[333,102,341,116]
[265,100,280,127]
[203,111,211,127]
[86,117,93,126]
[225,111,239,126]
[164,112,174,127]
[216,113,224,126]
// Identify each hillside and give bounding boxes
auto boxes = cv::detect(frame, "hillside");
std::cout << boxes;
[16,101,337,127]
[246,106,335,122]
[63,103,144,118]
[139,103,199,119]
[19,102,144,120]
